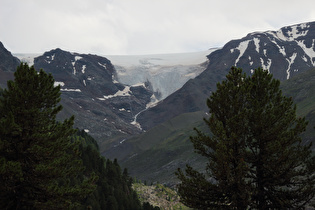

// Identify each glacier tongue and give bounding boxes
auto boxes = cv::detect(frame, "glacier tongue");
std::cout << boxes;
[105,50,215,101]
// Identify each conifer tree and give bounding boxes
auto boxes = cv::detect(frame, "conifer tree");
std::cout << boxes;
[176,67,315,209]
[0,63,96,209]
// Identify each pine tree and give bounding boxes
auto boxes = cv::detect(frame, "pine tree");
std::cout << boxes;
[0,63,96,209]
[245,68,315,208]
[176,67,315,209]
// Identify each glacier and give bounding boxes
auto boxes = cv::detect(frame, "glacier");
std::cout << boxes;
[105,50,215,101]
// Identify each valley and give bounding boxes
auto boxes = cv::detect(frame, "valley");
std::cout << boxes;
[0,21,315,187]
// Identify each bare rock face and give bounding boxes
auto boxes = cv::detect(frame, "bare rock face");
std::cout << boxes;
[33,48,153,144]
[0,42,20,87]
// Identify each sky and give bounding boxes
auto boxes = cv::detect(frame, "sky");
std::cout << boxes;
[1,0,315,55]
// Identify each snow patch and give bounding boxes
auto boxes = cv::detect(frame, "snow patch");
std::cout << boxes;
[75,56,82,61]
[98,86,131,100]
[60,88,81,92]
[270,40,286,56]
[296,39,315,66]
[54,81,65,87]
[263,49,267,57]
[131,83,146,88]
[302,55,308,62]
[253,38,260,53]
[260,58,272,72]
[98,62,107,69]
[234,40,250,66]
[82,65,86,73]
[84,129,89,133]
[146,94,159,109]
[71,61,76,75]
[285,53,297,79]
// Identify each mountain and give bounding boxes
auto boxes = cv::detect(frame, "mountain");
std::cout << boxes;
[117,67,315,186]
[9,48,210,152]
[113,21,315,185]
[137,21,315,130]
[32,48,153,143]
[0,42,20,87]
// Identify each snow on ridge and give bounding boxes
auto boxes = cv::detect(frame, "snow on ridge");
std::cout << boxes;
[268,23,310,42]
[287,25,309,40]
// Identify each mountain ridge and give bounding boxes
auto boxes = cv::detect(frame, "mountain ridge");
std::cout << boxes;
[137,21,315,130]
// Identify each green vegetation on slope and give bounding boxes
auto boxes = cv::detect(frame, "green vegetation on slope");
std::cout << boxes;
[133,182,190,210]
[281,68,315,146]
[120,111,208,185]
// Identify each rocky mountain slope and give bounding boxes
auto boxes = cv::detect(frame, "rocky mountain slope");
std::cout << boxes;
[33,48,156,143]
[1,44,210,150]
[117,68,315,186]
[111,21,315,185]
[137,21,315,130]
[0,42,19,87]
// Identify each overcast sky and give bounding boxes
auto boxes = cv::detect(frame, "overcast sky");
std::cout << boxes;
[1,0,315,55]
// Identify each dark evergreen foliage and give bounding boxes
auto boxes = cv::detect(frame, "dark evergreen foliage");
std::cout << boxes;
[176,67,315,209]
[75,130,142,210]
[0,63,96,209]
